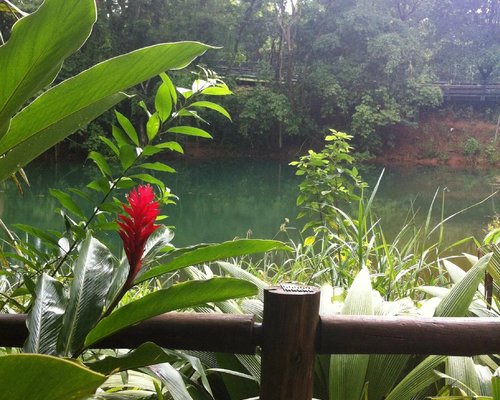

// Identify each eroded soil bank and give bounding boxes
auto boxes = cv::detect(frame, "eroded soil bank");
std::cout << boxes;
[375,112,500,168]
[177,111,500,168]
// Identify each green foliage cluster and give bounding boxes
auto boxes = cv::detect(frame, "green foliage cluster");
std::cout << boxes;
[7,0,497,153]
[291,130,367,232]
[463,136,481,157]
[1,2,500,399]
[0,2,289,398]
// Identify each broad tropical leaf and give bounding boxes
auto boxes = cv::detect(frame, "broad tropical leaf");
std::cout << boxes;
[24,273,67,355]
[329,268,373,400]
[0,93,128,182]
[142,225,175,265]
[86,342,177,375]
[85,277,257,347]
[493,368,500,400]
[58,233,116,356]
[385,355,447,400]
[135,239,291,283]
[218,261,268,301]
[0,354,106,400]
[0,41,211,181]
[435,253,491,317]
[0,0,95,137]
[149,363,193,400]
[446,357,482,396]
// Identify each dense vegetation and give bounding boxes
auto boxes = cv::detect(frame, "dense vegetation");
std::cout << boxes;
[3,0,499,153]
[1,1,500,399]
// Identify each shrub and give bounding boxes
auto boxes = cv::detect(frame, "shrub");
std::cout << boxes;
[463,137,481,157]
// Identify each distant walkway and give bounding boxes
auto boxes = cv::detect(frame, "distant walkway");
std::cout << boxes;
[437,82,500,103]
[214,64,500,103]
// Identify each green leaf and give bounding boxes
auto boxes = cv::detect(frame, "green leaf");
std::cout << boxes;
[135,239,291,283]
[0,1,27,16]
[84,278,257,347]
[129,173,165,189]
[13,223,59,246]
[98,135,119,156]
[105,258,129,311]
[24,273,67,355]
[215,354,260,399]
[218,261,268,301]
[86,342,176,375]
[366,354,412,400]
[112,125,129,147]
[58,233,116,357]
[137,162,176,173]
[146,113,161,141]
[119,144,137,170]
[49,188,85,219]
[160,72,178,105]
[155,141,184,153]
[167,126,212,138]
[385,356,447,400]
[435,253,491,317]
[142,226,175,266]
[87,176,111,194]
[189,101,231,120]
[446,357,481,396]
[0,0,96,137]
[329,268,373,400]
[493,368,500,400]
[88,151,112,177]
[0,354,106,400]
[200,85,232,96]
[155,82,173,122]
[0,92,128,182]
[0,41,211,181]
[115,111,139,146]
[142,145,164,156]
[149,363,193,400]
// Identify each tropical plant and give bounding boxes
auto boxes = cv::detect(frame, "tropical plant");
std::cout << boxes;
[290,130,367,233]
[0,0,212,183]
[215,251,499,400]
[0,180,290,399]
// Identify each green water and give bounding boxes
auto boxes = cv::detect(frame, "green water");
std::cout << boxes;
[1,160,499,251]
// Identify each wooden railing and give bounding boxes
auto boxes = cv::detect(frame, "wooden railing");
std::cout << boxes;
[1,285,500,400]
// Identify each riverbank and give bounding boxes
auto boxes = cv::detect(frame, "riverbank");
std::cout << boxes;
[374,112,500,168]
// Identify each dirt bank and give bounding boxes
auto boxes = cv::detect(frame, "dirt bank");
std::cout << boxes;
[178,112,500,167]
[375,112,500,168]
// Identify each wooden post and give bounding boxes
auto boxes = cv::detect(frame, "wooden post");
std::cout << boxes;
[260,284,321,400]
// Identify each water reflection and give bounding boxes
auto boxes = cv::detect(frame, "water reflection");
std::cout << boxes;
[1,160,499,252]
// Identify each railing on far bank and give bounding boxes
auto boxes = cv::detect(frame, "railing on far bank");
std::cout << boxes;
[1,285,499,400]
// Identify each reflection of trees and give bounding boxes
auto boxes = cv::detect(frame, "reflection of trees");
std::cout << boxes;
[364,166,498,247]
[2,162,96,231]
[166,159,301,246]
[2,160,498,252]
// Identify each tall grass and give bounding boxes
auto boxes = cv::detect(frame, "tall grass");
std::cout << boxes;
[238,171,495,300]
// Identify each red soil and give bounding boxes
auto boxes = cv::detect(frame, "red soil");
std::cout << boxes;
[374,113,499,168]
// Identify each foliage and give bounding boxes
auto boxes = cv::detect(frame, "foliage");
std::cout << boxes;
[216,251,499,400]
[232,85,300,149]
[290,130,367,233]
[0,0,212,183]
[463,137,481,157]
[0,2,291,398]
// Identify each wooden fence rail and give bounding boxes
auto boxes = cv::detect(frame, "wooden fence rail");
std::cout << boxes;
[1,285,500,400]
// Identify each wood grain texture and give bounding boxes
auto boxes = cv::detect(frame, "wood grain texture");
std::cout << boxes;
[259,285,321,400]
[319,315,500,356]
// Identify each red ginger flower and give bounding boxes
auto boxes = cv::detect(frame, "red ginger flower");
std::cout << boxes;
[118,185,160,287]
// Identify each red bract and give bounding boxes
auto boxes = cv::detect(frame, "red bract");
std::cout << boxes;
[118,185,160,287]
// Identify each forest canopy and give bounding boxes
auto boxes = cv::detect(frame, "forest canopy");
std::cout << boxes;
[2,0,499,152]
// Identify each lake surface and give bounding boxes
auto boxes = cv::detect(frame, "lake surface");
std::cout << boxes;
[1,159,499,252]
